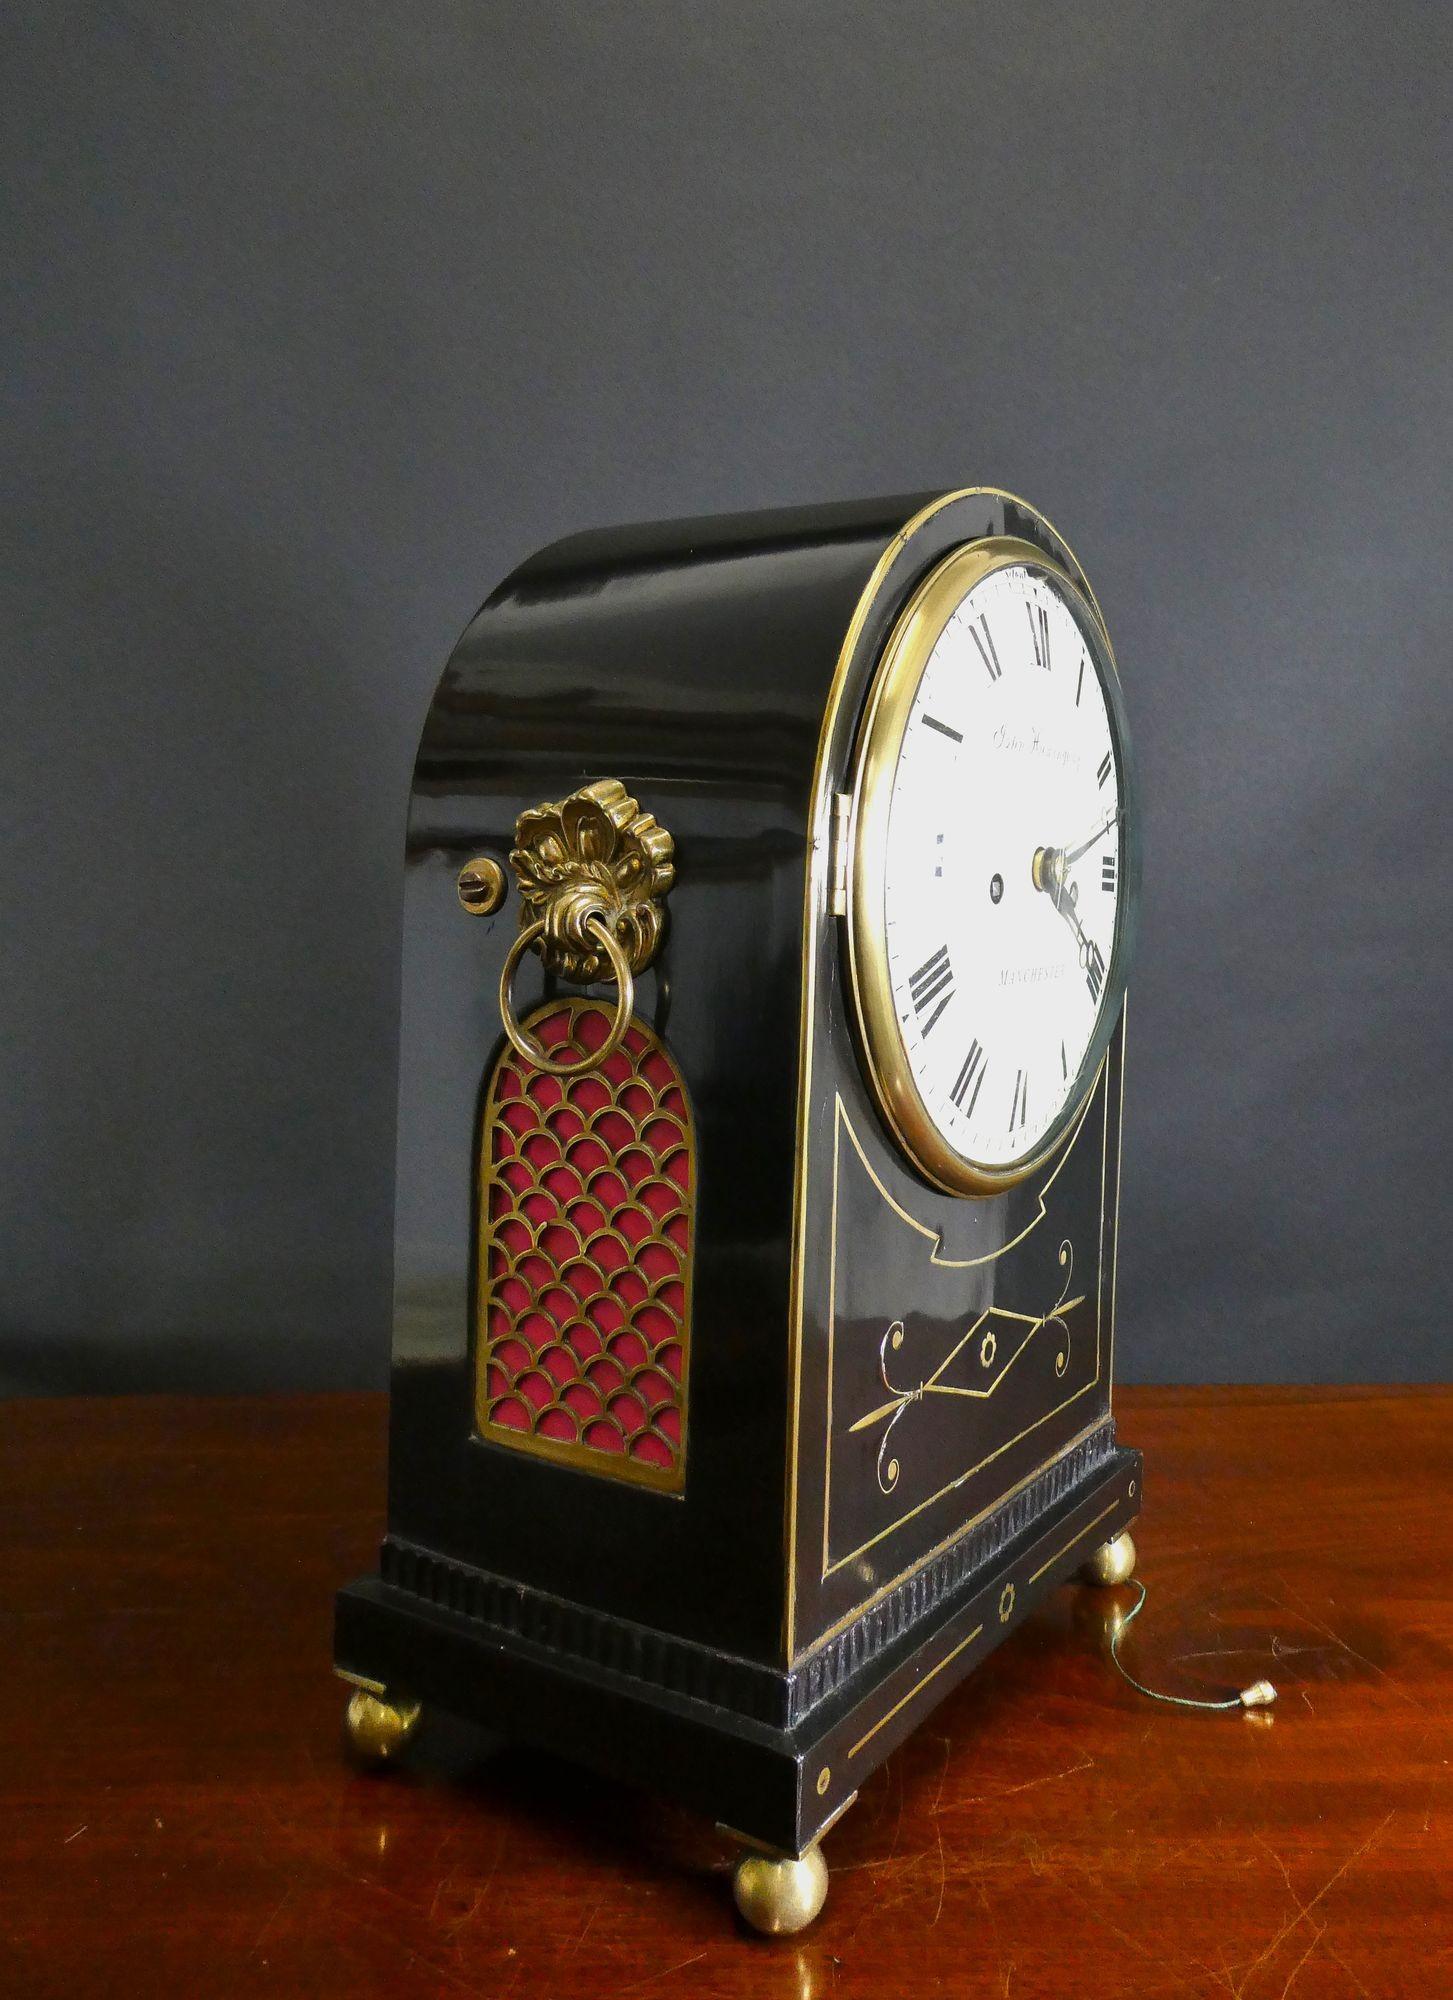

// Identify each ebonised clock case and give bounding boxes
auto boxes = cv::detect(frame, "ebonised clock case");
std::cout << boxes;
[335,488,1141,1864]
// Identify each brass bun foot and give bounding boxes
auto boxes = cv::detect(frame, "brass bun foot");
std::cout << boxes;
[1080,1528,1137,1588]
[343,1688,421,1764]
[732,1844,829,1936]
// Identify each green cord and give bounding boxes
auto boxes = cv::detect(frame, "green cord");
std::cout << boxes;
[1108,1579,1277,1712]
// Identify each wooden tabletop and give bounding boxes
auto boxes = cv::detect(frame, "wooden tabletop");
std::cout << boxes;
[1,1387,1447,1998]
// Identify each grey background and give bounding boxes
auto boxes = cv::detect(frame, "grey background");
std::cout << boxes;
[3,3,1449,1394]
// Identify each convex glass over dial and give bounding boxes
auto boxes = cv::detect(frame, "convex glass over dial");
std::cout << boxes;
[846,536,1138,1195]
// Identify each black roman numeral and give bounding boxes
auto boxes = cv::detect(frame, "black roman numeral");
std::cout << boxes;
[950,1038,986,1113]
[922,713,963,742]
[1061,1038,1068,1079]
[1085,940,1106,1001]
[1102,853,1117,893]
[1076,656,1085,706]
[969,615,1003,682]
[1009,1067,1029,1134]
[908,945,955,1036]
[1097,751,1113,789]
[1026,601,1051,670]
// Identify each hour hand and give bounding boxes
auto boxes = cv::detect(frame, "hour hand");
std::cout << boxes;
[1031,846,1089,949]
[1031,844,1073,914]
[1032,845,1107,995]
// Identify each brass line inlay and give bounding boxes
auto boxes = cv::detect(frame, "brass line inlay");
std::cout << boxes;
[848,1623,985,1760]
[846,1490,1128,1764]
[848,1243,1085,1498]
[1026,1500,1121,1587]
[783,486,1123,1661]
[835,1070,1098,1271]
[785,486,990,1659]
[821,1070,1111,1581]
[803,1413,1111,1659]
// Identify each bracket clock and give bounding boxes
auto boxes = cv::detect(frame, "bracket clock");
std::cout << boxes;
[335,487,1143,1934]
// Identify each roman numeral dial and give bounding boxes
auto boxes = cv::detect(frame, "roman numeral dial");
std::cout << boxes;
[1026,602,1051,670]
[968,614,1002,682]
[949,1039,986,1113]
[851,539,1133,1194]
[906,945,955,1036]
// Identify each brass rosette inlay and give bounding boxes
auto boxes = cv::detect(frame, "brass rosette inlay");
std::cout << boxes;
[510,779,674,984]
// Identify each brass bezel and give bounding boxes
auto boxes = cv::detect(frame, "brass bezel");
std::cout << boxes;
[844,534,1132,1198]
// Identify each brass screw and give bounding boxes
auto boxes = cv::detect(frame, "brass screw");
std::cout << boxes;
[457,855,506,916]
[816,1766,831,1797]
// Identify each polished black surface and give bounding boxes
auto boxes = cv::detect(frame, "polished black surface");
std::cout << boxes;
[801,1045,1124,1639]
[386,493,944,1668]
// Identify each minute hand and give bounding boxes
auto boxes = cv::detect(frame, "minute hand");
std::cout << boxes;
[1061,807,1123,869]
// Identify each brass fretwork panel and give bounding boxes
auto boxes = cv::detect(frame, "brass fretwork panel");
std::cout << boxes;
[474,998,693,1492]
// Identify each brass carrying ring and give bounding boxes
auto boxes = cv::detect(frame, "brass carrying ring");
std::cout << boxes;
[497,913,634,1076]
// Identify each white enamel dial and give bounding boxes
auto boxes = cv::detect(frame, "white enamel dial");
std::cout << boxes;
[848,542,1134,1192]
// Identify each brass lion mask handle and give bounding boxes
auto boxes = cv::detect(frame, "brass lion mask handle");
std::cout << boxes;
[497,779,675,1078]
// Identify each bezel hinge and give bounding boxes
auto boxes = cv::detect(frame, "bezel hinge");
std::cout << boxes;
[830,791,853,917]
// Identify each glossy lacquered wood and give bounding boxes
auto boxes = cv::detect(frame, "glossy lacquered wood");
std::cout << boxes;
[383,490,1122,1682]
[2,1387,1448,1997]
